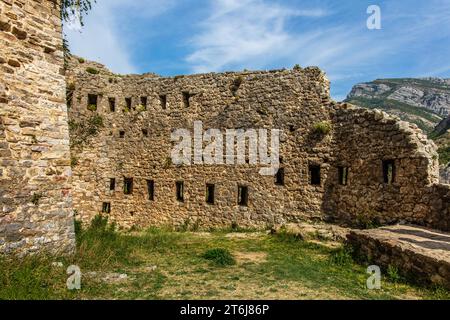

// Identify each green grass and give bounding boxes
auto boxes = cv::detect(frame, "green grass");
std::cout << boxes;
[1,216,449,300]
[202,248,236,266]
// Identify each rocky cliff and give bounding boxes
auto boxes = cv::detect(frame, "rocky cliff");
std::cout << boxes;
[345,78,449,134]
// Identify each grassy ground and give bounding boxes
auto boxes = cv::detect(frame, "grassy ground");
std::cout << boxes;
[1,216,449,300]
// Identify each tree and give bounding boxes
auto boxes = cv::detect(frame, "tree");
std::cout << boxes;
[61,0,95,27]
[60,0,95,65]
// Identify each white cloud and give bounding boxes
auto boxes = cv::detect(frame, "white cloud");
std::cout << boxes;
[186,0,329,73]
[64,0,174,74]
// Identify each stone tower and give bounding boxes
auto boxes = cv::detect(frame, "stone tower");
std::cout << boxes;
[0,0,75,255]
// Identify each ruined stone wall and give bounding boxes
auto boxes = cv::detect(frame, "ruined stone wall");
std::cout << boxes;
[67,58,449,231]
[0,0,75,254]
[67,59,334,229]
[324,105,445,227]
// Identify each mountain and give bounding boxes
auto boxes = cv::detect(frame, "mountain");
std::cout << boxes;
[345,78,449,134]
[345,77,450,184]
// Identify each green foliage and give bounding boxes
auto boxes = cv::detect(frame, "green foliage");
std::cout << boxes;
[69,115,104,147]
[202,248,236,266]
[355,212,381,229]
[136,104,146,112]
[86,67,99,75]
[293,64,302,71]
[61,1,95,27]
[313,121,332,135]
[87,104,97,111]
[437,146,450,165]
[30,193,43,205]
[329,245,354,266]
[70,157,78,167]
[386,265,401,283]
[77,57,85,64]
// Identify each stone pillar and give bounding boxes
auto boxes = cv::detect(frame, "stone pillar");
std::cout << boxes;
[0,0,75,255]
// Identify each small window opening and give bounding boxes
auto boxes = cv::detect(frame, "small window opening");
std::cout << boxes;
[383,160,396,184]
[182,91,191,108]
[309,165,321,185]
[87,94,98,111]
[142,129,148,137]
[206,184,215,204]
[338,167,349,186]
[125,97,132,110]
[124,178,133,195]
[238,186,249,206]
[109,178,116,191]
[160,95,167,109]
[140,96,147,109]
[176,181,184,202]
[102,202,111,214]
[119,130,125,138]
[147,180,155,201]
[109,98,116,112]
[275,168,285,186]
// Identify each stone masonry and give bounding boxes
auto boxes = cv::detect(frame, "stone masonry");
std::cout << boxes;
[66,58,449,232]
[0,0,75,255]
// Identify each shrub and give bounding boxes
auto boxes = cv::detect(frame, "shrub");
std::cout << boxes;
[202,248,236,266]
[330,245,354,266]
[78,57,85,64]
[136,104,146,112]
[313,121,332,135]
[86,67,99,75]
[293,64,302,71]
[355,212,381,229]
[30,193,43,205]
[87,104,97,112]
[70,157,78,167]
[386,264,401,283]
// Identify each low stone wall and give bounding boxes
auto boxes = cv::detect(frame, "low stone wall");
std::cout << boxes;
[347,226,450,289]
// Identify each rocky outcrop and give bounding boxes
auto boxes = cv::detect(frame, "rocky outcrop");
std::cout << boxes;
[347,225,450,289]
[347,78,450,117]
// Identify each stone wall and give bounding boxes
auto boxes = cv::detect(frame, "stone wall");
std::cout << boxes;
[324,105,443,227]
[347,226,450,289]
[67,58,449,231]
[0,0,75,255]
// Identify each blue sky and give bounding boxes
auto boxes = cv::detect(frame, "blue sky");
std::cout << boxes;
[65,0,450,101]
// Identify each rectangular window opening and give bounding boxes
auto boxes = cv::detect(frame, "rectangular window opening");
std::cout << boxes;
[275,168,285,186]
[109,98,116,112]
[182,92,191,108]
[124,178,133,195]
[125,97,132,110]
[109,178,116,191]
[206,184,215,204]
[338,166,349,186]
[309,165,321,185]
[238,186,249,206]
[119,130,125,138]
[142,129,148,137]
[87,94,98,111]
[102,202,111,214]
[140,96,147,109]
[176,181,184,202]
[160,95,167,109]
[383,160,396,184]
[147,180,155,201]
